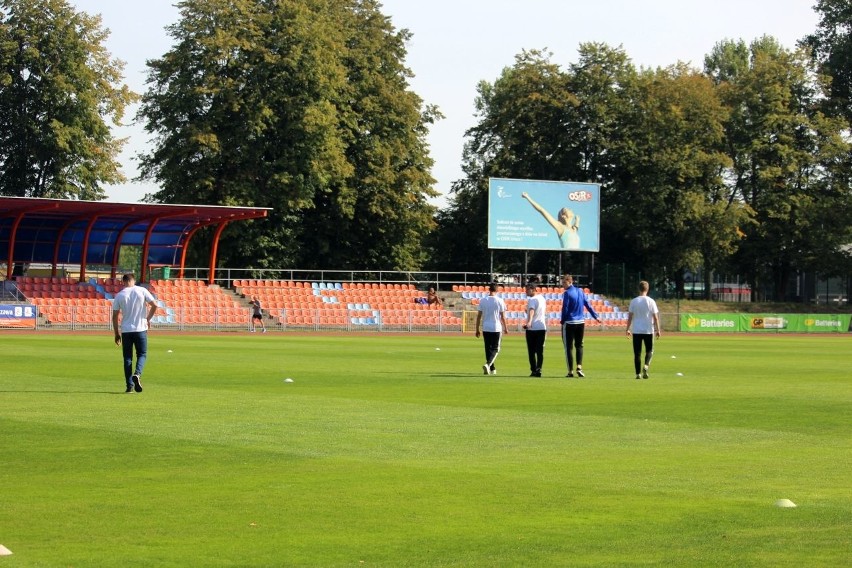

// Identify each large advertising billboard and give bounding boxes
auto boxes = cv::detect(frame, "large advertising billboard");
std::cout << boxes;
[488,178,600,251]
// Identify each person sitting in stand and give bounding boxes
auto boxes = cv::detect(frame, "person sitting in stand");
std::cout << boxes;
[427,286,443,306]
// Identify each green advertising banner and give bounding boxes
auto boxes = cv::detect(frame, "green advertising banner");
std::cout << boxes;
[680,313,852,333]
[680,313,739,332]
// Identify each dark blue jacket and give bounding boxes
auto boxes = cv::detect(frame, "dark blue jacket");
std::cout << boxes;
[560,285,599,324]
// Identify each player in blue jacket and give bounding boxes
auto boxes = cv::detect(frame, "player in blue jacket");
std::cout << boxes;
[560,274,600,377]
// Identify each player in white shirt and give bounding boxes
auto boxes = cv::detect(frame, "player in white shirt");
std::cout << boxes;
[626,280,661,379]
[474,282,508,375]
[112,273,158,393]
[523,281,547,377]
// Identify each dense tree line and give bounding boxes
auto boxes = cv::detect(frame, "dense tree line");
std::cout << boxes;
[136,0,438,270]
[2,1,852,297]
[433,21,852,300]
[1,0,438,271]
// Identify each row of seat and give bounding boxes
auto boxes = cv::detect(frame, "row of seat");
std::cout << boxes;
[148,279,243,316]
[280,314,463,327]
[14,276,77,285]
[155,294,240,307]
[237,281,460,325]
[38,308,107,324]
[453,284,587,294]
[18,277,625,328]
[29,296,109,306]
[473,297,622,314]
[235,280,416,290]
[149,278,205,286]
[236,285,422,298]
[17,283,95,294]
[38,305,255,325]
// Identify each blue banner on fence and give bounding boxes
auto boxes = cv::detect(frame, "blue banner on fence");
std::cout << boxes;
[0,304,37,328]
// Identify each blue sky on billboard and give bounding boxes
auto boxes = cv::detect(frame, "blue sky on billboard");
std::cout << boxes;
[488,178,600,252]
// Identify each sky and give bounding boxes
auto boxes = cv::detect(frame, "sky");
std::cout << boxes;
[69,0,821,208]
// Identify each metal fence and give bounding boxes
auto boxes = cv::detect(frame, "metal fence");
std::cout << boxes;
[31,305,471,333]
[22,305,642,333]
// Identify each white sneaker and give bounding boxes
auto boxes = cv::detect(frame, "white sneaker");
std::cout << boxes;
[482,364,490,375]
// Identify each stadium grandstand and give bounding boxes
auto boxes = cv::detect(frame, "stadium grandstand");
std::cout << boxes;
[3,273,624,332]
[1,197,625,332]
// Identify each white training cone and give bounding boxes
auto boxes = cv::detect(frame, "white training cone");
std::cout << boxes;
[0,545,13,556]
[284,378,294,383]
[775,499,797,508]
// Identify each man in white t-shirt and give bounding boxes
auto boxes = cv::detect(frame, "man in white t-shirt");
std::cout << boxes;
[474,282,508,375]
[626,280,661,379]
[112,273,158,393]
[523,281,547,377]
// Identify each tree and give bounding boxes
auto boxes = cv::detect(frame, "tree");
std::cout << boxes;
[439,50,576,274]
[706,37,852,300]
[432,47,631,274]
[0,0,137,199]
[296,0,439,270]
[437,35,850,292]
[564,43,636,188]
[802,0,852,123]
[137,0,343,268]
[426,175,490,272]
[607,63,744,296]
[137,0,437,270]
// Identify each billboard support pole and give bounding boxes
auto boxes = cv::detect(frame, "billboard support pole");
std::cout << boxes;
[590,253,595,289]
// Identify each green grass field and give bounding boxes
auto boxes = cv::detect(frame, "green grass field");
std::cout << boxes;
[1,332,850,567]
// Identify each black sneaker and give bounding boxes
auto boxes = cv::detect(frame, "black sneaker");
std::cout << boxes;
[642,369,649,379]
[566,372,573,378]
[125,387,134,393]
[576,369,585,378]
[131,375,143,392]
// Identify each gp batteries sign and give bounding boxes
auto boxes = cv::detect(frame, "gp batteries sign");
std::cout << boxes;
[680,314,852,333]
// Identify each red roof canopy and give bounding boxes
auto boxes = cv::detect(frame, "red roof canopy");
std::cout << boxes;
[1,197,270,283]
